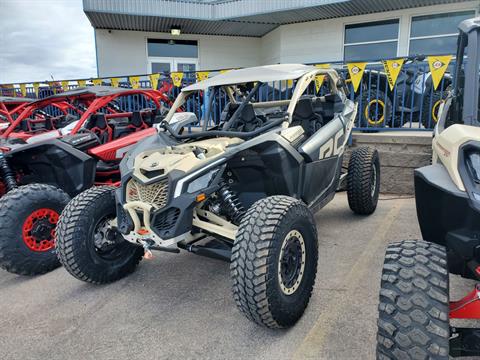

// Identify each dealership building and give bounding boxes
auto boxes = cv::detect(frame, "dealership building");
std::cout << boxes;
[82,0,478,78]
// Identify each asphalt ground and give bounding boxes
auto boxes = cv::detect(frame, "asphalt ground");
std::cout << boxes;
[0,193,476,360]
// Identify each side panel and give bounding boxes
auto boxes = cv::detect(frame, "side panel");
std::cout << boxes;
[7,140,96,197]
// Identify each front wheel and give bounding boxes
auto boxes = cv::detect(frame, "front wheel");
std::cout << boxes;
[377,240,450,359]
[358,89,392,130]
[56,186,144,284]
[0,184,70,275]
[230,195,318,328]
[347,147,380,215]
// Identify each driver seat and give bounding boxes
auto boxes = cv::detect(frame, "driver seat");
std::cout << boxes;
[292,97,324,136]
[86,113,112,143]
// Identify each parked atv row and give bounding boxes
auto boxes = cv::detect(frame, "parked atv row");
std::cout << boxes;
[0,86,173,275]
[353,55,451,130]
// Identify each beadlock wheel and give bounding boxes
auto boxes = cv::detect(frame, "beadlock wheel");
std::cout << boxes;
[22,208,59,252]
[278,230,306,295]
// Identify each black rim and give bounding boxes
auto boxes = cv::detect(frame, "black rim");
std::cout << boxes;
[91,216,129,261]
[278,230,306,295]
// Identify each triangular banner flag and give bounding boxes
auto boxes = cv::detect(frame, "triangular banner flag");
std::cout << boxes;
[149,73,160,90]
[19,84,27,97]
[49,82,57,94]
[78,80,86,88]
[129,76,141,89]
[427,55,453,90]
[111,77,121,87]
[347,62,368,92]
[33,83,40,97]
[92,79,102,86]
[170,72,183,87]
[196,71,210,82]
[383,59,405,91]
[314,64,330,93]
[61,81,69,92]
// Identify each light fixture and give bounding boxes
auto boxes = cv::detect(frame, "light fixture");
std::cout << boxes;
[171,26,181,36]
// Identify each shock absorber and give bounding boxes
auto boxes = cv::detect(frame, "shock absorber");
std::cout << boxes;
[218,182,245,225]
[0,153,17,192]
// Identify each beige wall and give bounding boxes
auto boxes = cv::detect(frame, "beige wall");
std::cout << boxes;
[95,1,479,77]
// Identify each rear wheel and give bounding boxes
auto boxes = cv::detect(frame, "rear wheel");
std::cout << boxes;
[421,90,447,129]
[377,240,450,359]
[358,89,392,130]
[0,184,70,275]
[230,195,318,328]
[347,147,380,215]
[56,186,144,284]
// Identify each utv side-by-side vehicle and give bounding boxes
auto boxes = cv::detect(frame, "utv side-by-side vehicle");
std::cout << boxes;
[57,64,381,328]
[0,86,172,276]
[376,17,480,359]
[0,96,34,127]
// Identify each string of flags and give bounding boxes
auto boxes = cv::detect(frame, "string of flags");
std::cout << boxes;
[1,55,453,97]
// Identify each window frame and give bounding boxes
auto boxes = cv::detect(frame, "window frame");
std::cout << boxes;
[343,18,400,62]
[407,10,477,56]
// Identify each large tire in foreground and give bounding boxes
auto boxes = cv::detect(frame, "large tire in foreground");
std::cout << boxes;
[56,186,144,284]
[231,195,318,328]
[347,147,380,215]
[377,240,450,359]
[0,184,70,275]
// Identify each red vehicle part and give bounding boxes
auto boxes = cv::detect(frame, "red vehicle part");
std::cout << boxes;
[0,97,32,124]
[22,208,59,252]
[450,284,480,320]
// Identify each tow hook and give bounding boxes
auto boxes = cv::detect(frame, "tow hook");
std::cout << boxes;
[139,239,154,260]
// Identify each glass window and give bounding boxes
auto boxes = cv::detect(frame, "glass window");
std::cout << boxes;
[147,39,198,58]
[344,20,399,62]
[151,62,171,73]
[409,11,475,55]
[345,19,399,44]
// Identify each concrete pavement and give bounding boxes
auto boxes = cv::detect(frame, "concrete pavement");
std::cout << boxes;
[0,193,475,360]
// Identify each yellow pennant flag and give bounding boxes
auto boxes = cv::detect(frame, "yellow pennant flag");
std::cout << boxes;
[77,80,86,88]
[129,76,141,89]
[383,59,405,91]
[427,55,452,90]
[149,73,160,90]
[314,64,330,92]
[110,77,121,87]
[19,84,27,97]
[196,71,210,82]
[170,72,183,87]
[48,82,57,94]
[61,80,69,92]
[33,83,40,97]
[92,79,102,86]
[347,62,368,92]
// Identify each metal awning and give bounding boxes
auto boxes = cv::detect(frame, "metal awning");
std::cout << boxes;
[83,0,468,37]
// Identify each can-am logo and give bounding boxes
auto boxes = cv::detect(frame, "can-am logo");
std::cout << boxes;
[433,60,444,69]
[351,66,360,74]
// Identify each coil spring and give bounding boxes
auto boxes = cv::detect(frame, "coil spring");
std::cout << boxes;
[218,182,245,225]
[0,154,17,192]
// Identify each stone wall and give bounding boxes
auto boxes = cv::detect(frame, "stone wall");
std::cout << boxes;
[347,132,433,195]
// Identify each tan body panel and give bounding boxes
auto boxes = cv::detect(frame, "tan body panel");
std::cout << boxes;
[433,124,480,191]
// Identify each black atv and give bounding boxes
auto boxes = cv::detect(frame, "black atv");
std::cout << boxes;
[355,55,452,130]
[57,64,381,328]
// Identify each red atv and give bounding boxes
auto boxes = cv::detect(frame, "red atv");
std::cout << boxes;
[0,97,34,129]
[0,86,173,275]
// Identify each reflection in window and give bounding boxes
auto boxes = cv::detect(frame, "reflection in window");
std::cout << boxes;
[147,39,198,58]
[409,11,475,55]
[344,19,399,61]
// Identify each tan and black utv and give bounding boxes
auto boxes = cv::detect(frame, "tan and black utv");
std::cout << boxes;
[56,64,380,328]
[376,17,480,359]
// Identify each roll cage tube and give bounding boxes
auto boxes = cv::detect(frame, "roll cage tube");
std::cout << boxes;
[222,81,262,130]
[462,28,480,126]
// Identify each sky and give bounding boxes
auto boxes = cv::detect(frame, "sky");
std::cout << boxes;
[0,0,97,84]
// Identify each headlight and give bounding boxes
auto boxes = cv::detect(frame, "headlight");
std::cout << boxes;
[466,150,480,185]
[186,168,219,194]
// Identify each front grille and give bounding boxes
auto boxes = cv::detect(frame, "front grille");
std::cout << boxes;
[153,208,180,233]
[126,178,169,208]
